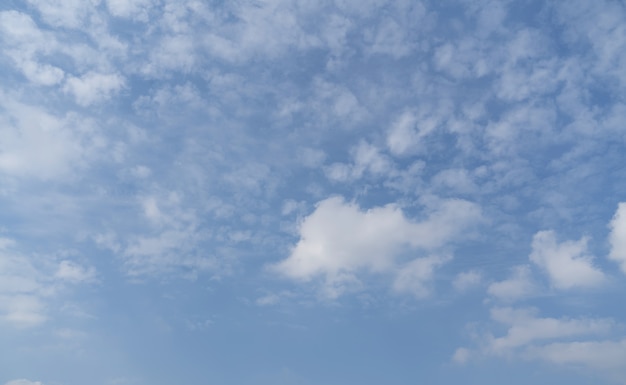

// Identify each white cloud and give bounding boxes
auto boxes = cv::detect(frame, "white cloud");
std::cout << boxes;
[488,307,613,352]
[25,0,98,28]
[310,78,367,127]
[458,305,626,380]
[529,230,605,290]
[201,0,322,63]
[387,103,451,156]
[387,111,420,156]
[103,192,220,279]
[0,11,55,57]
[453,270,482,292]
[325,141,393,182]
[55,260,97,284]
[0,11,65,86]
[366,17,412,58]
[19,60,65,86]
[297,148,326,169]
[0,238,95,328]
[0,294,47,328]
[485,103,556,156]
[5,380,43,385]
[393,255,451,298]
[433,39,491,80]
[452,347,471,364]
[143,34,196,75]
[256,293,281,307]
[487,265,536,302]
[526,339,626,373]
[0,96,103,180]
[609,202,626,274]
[106,0,155,20]
[271,196,481,297]
[432,168,478,195]
[63,72,125,106]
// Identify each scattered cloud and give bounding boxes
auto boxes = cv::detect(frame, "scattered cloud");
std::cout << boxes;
[453,270,482,292]
[487,307,613,352]
[4,380,43,385]
[609,202,626,274]
[0,95,105,180]
[487,265,537,302]
[525,339,626,374]
[271,196,481,297]
[392,254,451,298]
[1,0,626,383]
[0,238,96,328]
[456,306,626,380]
[63,72,125,106]
[529,230,606,290]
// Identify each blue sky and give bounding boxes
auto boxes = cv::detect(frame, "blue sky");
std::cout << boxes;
[1,0,626,384]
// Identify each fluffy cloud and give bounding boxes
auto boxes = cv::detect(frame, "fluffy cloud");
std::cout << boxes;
[24,0,97,29]
[487,265,536,302]
[529,230,605,290]
[272,196,481,297]
[0,100,102,181]
[609,202,626,274]
[392,255,451,298]
[0,11,64,85]
[55,260,97,284]
[386,98,455,157]
[526,339,626,373]
[63,72,125,106]
[325,141,393,182]
[453,270,482,292]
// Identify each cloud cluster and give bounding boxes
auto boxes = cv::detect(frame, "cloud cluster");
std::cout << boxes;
[460,203,626,381]
[455,306,626,381]
[272,196,481,298]
[0,237,95,328]
[609,203,626,274]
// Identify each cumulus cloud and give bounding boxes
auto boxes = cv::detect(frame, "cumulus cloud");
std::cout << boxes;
[24,0,97,29]
[325,141,393,182]
[55,260,97,284]
[271,196,481,297]
[487,265,537,302]
[529,230,605,290]
[387,103,451,156]
[63,72,125,106]
[0,96,103,180]
[393,255,451,298]
[0,11,64,85]
[453,270,482,292]
[608,202,626,274]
